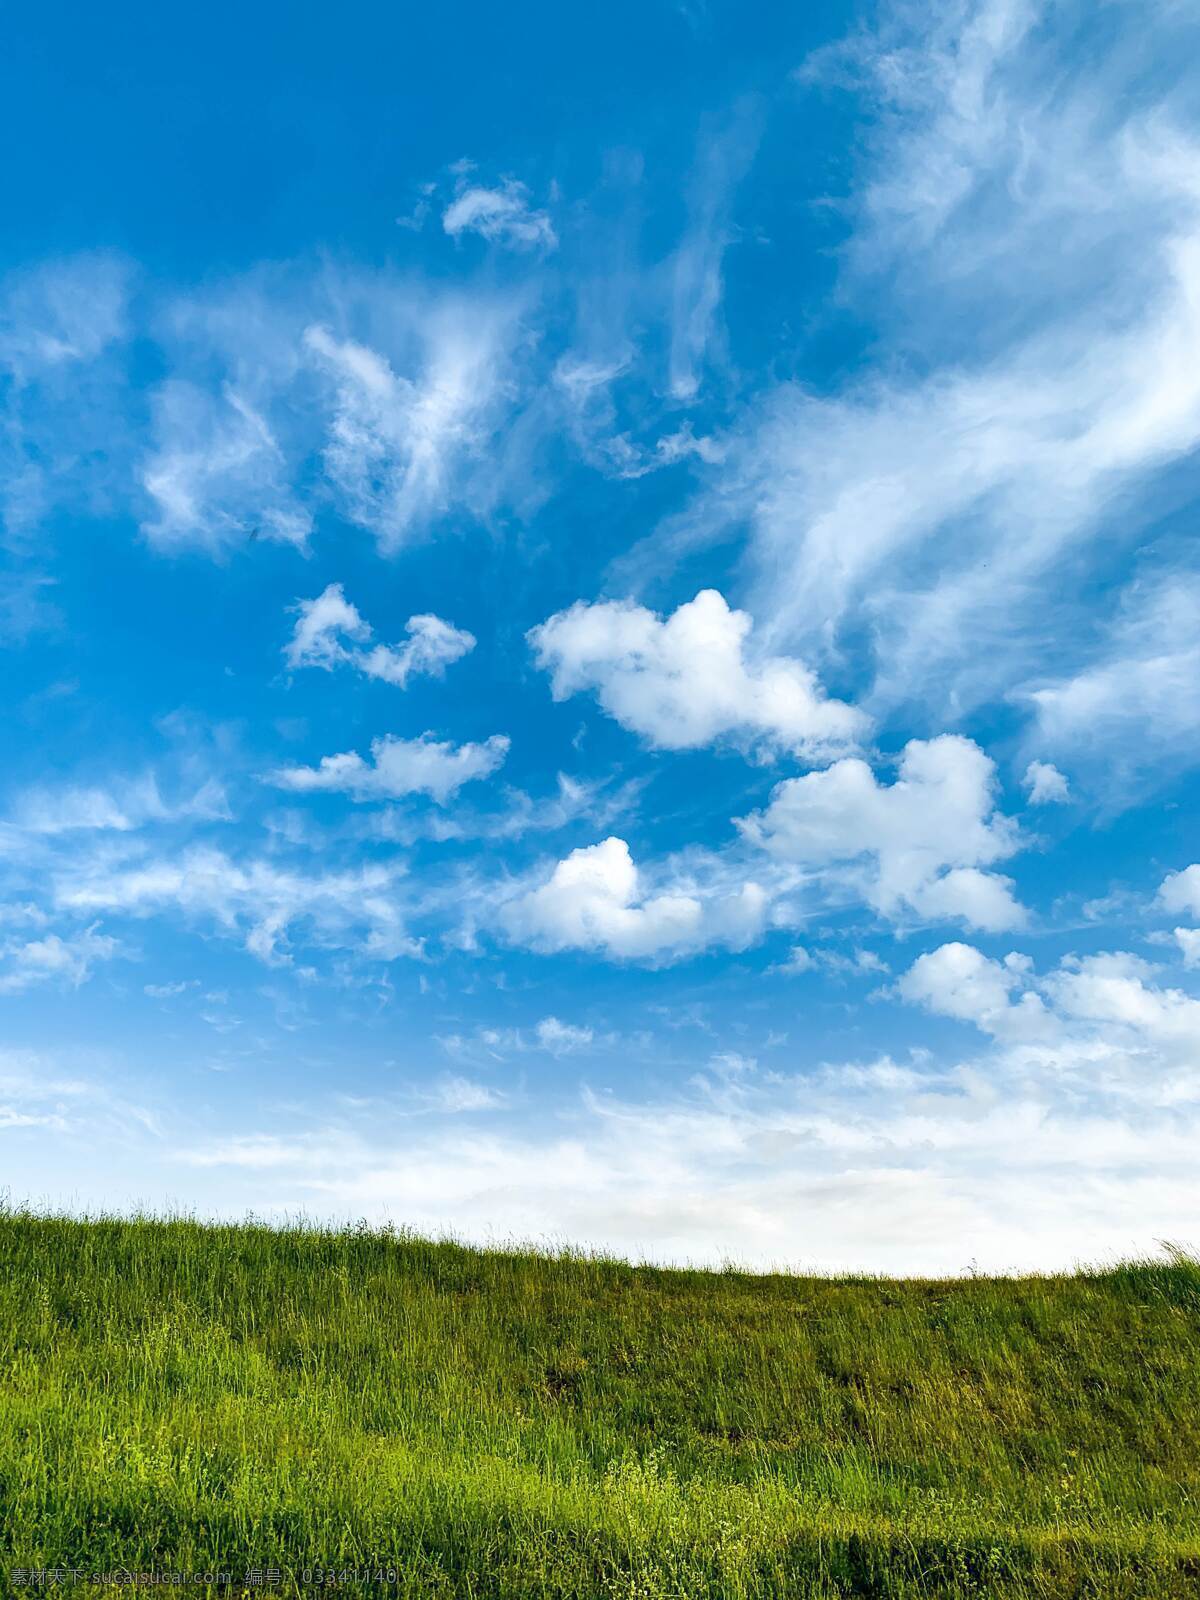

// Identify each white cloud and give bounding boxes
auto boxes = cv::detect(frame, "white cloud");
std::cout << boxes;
[654,1,1200,736]
[1023,760,1070,805]
[367,772,639,847]
[0,573,61,645]
[737,735,1025,931]
[442,180,557,252]
[0,253,129,379]
[598,423,727,481]
[285,582,371,669]
[900,938,1200,1068]
[911,866,1025,932]
[9,774,229,835]
[1159,868,1200,969]
[0,1048,158,1141]
[360,616,477,686]
[529,589,866,759]
[535,1017,594,1055]
[145,981,1200,1273]
[55,845,416,965]
[304,304,519,553]
[141,380,312,552]
[1159,864,1200,919]
[443,1016,605,1062]
[0,925,119,994]
[132,268,532,558]
[0,253,134,537]
[1024,579,1200,785]
[771,945,814,975]
[272,733,510,806]
[668,106,761,400]
[426,1075,506,1112]
[501,836,767,962]
[769,944,888,979]
[900,942,1046,1037]
[285,582,475,687]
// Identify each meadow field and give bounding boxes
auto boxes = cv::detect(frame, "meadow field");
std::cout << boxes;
[1,1208,1198,1598]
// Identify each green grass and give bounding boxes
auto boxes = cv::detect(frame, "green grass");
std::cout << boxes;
[1,1208,1198,1598]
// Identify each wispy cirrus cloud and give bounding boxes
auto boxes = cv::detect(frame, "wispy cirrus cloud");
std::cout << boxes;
[54,844,418,965]
[7,773,229,836]
[0,252,134,539]
[668,99,762,401]
[141,380,313,552]
[1022,577,1200,791]
[442,177,557,253]
[303,299,525,553]
[136,267,535,557]
[0,924,120,995]
[653,0,1200,771]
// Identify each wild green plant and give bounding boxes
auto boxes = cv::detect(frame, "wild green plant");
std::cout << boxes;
[1,1206,1197,1597]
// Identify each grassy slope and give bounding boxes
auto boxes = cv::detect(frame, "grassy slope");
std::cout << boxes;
[1,1212,1198,1598]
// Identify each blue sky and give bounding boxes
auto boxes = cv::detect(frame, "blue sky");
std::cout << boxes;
[3,0,1200,1271]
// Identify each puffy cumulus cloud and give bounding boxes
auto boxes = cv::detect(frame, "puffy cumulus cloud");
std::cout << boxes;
[911,867,1026,933]
[54,845,416,966]
[285,583,371,670]
[1041,952,1200,1043]
[284,582,475,687]
[272,733,510,806]
[500,836,768,963]
[737,736,1025,931]
[0,924,119,995]
[1159,865,1200,963]
[529,589,867,759]
[141,380,313,552]
[360,616,476,687]
[1023,760,1070,805]
[901,939,1200,1077]
[1160,864,1200,919]
[899,943,1048,1038]
[442,180,557,252]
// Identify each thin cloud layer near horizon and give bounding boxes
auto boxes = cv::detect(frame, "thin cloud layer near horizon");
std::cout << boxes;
[2,0,1199,1272]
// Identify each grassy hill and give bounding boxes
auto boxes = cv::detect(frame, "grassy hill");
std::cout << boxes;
[1,1210,1198,1598]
